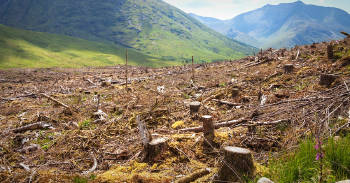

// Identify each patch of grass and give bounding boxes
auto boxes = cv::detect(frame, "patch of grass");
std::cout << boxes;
[325,135,350,179]
[73,176,88,183]
[79,119,93,130]
[35,131,55,151]
[264,135,350,182]
[0,24,180,69]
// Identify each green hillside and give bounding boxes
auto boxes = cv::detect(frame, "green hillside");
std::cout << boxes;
[0,24,179,69]
[0,0,256,63]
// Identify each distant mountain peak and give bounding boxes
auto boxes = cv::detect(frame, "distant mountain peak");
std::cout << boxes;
[190,1,350,49]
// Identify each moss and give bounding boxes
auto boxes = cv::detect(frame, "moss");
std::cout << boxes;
[171,120,185,129]
[97,161,172,182]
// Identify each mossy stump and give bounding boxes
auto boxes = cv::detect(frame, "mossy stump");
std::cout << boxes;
[215,146,255,182]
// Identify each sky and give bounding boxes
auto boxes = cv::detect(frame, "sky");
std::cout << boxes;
[163,0,350,20]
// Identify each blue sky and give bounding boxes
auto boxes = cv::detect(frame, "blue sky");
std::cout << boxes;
[163,0,350,20]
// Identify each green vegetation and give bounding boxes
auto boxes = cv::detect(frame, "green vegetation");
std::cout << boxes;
[264,135,350,182]
[78,119,93,130]
[0,24,180,69]
[0,0,256,66]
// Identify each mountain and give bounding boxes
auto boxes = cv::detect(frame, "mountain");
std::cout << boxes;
[0,0,256,64]
[0,24,178,69]
[190,1,350,49]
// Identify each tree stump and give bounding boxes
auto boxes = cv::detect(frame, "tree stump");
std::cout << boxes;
[231,88,239,98]
[189,101,201,114]
[215,146,255,182]
[283,64,294,74]
[143,137,168,163]
[202,115,214,147]
[319,74,337,86]
[327,44,334,60]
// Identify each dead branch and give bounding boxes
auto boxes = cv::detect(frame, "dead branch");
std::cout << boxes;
[175,168,211,183]
[212,99,242,107]
[137,115,151,147]
[240,119,290,127]
[333,121,350,136]
[41,93,70,109]
[179,118,247,132]
[13,122,52,133]
[83,153,98,175]
[19,163,31,172]
[85,78,95,85]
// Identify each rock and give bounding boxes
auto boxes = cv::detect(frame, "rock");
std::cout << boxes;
[336,180,350,183]
[257,177,274,183]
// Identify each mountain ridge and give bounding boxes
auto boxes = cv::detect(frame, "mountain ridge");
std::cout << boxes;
[0,0,256,63]
[190,1,350,49]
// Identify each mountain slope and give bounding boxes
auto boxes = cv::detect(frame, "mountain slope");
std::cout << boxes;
[0,24,176,69]
[0,0,256,63]
[190,1,350,49]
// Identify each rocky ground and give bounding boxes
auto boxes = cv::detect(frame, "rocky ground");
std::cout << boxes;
[0,37,350,182]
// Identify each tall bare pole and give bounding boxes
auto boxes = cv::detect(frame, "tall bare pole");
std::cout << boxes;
[192,56,194,80]
[125,48,128,91]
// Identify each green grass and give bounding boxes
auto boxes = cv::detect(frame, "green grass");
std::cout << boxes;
[0,24,180,69]
[264,135,350,183]
[0,0,257,66]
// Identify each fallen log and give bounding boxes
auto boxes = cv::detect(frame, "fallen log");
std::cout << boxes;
[240,119,290,127]
[179,119,289,133]
[179,118,247,133]
[41,93,70,109]
[13,122,52,133]
[175,168,211,183]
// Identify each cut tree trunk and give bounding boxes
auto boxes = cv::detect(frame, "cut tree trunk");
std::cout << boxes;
[143,137,168,163]
[231,88,239,98]
[327,45,334,60]
[215,146,255,182]
[319,74,337,86]
[189,101,201,114]
[283,64,294,74]
[202,115,214,147]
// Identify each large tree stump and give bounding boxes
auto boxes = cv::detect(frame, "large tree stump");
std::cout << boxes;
[327,44,334,60]
[319,74,337,86]
[215,146,255,182]
[189,101,201,114]
[143,137,169,163]
[283,64,294,74]
[202,115,214,147]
